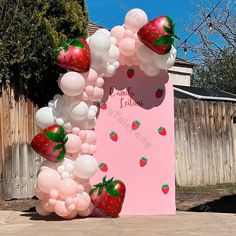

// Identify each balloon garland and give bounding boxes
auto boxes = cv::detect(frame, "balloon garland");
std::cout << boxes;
[31,8,177,219]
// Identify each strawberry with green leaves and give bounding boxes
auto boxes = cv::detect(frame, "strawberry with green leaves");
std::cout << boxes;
[99,163,108,172]
[98,100,107,110]
[138,16,179,55]
[90,176,126,218]
[31,124,68,163]
[140,157,148,167]
[109,131,118,142]
[162,184,169,194]
[158,127,167,136]
[132,120,141,130]
[54,38,91,73]
[127,68,135,79]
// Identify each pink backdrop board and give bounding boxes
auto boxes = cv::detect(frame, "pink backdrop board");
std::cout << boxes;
[93,66,176,215]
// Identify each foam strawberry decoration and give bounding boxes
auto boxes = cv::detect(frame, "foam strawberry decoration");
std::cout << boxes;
[109,131,118,142]
[132,120,141,130]
[155,88,164,99]
[99,163,108,172]
[98,100,107,110]
[127,68,135,79]
[90,176,126,218]
[54,38,91,73]
[138,16,179,55]
[140,157,148,167]
[31,124,68,163]
[162,184,169,194]
[158,127,167,136]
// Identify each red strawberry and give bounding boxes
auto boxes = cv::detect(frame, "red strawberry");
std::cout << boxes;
[140,157,148,167]
[162,184,169,194]
[90,176,126,218]
[158,127,167,136]
[109,131,118,142]
[127,68,135,79]
[138,16,179,55]
[98,100,107,110]
[155,88,164,99]
[99,163,108,172]
[54,38,91,73]
[31,124,68,163]
[132,120,141,130]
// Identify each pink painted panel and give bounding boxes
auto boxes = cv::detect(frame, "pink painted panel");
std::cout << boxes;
[93,66,175,215]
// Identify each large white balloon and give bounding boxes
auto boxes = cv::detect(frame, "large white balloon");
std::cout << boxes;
[137,45,155,62]
[89,33,111,56]
[70,101,89,121]
[35,107,55,129]
[74,154,98,179]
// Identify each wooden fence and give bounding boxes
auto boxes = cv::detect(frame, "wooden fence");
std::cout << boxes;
[0,85,41,200]
[175,98,236,186]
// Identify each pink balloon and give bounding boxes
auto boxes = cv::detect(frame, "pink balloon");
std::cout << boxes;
[59,72,85,97]
[84,69,98,83]
[36,201,50,216]
[75,192,91,211]
[85,131,97,144]
[41,200,55,212]
[54,200,70,217]
[89,145,96,155]
[65,133,82,154]
[119,38,136,56]
[71,127,80,135]
[78,203,94,217]
[81,143,90,154]
[124,29,134,38]
[56,178,78,199]
[63,210,77,220]
[124,8,148,32]
[110,26,125,43]
[37,169,61,193]
[35,185,50,200]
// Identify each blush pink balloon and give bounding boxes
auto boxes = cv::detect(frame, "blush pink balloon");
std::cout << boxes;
[110,26,125,43]
[77,203,94,217]
[85,131,97,144]
[41,200,55,212]
[124,29,134,38]
[35,185,49,200]
[119,38,136,56]
[63,210,77,220]
[36,201,50,216]
[84,69,98,83]
[54,200,70,217]
[75,192,91,211]
[65,133,82,154]
[59,72,85,97]
[89,145,96,155]
[37,169,61,194]
[56,178,78,199]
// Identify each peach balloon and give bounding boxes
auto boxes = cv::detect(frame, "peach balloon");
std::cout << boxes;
[78,203,94,217]
[36,201,50,216]
[56,178,78,199]
[63,210,77,220]
[75,192,91,211]
[37,169,61,194]
[85,131,97,144]
[41,200,55,212]
[119,38,136,56]
[35,185,49,200]
[110,26,125,43]
[54,200,70,217]
[65,133,82,154]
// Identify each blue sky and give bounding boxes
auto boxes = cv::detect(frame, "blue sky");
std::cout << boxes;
[85,0,200,60]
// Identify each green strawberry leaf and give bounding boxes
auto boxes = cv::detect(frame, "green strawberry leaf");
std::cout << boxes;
[98,186,103,195]
[57,149,65,161]
[166,16,173,27]
[58,125,66,137]
[63,136,68,144]
[153,35,172,46]
[69,39,85,48]
[105,183,119,198]
[45,131,62,142]
[163,26,172,34]
[53,143,63,151]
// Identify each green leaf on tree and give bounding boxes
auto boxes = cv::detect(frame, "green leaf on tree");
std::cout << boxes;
[163,26,172,34]
[53,143,63,151]
[166,16,173,27]
[45,131,62,142]
[105,183,119,198]
[57,150,65,161]
[153,35,172,46]
[70,39,85,48]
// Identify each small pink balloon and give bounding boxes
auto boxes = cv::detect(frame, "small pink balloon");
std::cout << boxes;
[77,184,85,193]
[65,197,73,206]
[49,198,57,206]
[85,131,97,144]
[124,29,134,38]
[56,178,78,199]
[85,69,98,83]
[41,200,55,212]
[96,77,104,87]
[78,203,94,217]
[75,192,91,211]
[35,185,49,200]
[85,85,94,95]
[91,87,104,102]
[110,26,125,43]
[89,145,97,154]
[54,200,70,217]
[63,210,77,220]
[79,130,87,140]
[119,38,136,56]
[81,143,90,154]
[37,169,61,194]
[50,189,59,199]
[36,201,50,216]
[59,72,85,97]
[72,127,80,135]
[65,133,82,154]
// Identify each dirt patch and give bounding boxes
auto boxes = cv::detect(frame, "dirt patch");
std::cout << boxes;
[1,183,236,212]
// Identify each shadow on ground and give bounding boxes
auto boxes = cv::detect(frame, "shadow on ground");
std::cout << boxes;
[188,194,236,213]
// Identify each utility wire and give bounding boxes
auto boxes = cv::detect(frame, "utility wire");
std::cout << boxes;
[177,0,224,49]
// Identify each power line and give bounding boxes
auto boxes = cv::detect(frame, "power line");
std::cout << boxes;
[177,0,224,49]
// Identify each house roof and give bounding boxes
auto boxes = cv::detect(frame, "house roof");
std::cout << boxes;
[87,23,194,67]
[174,85,236,102]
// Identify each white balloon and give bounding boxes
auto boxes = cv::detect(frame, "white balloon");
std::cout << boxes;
[74,154,98,179]
[113,61,120,69]
[91,54,106,70]
[95,29,110,37]
[70,101,89,121]
[35,107,55,129]
[144,68,161,77]
[89,33,111,55]
[107,46,120,62]
[137,45,155,62]
[154,46,177,70]
[107,64,116,74]
[110,37,117,45]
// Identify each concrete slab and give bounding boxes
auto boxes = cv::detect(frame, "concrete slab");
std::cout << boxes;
[0,211,236,236]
